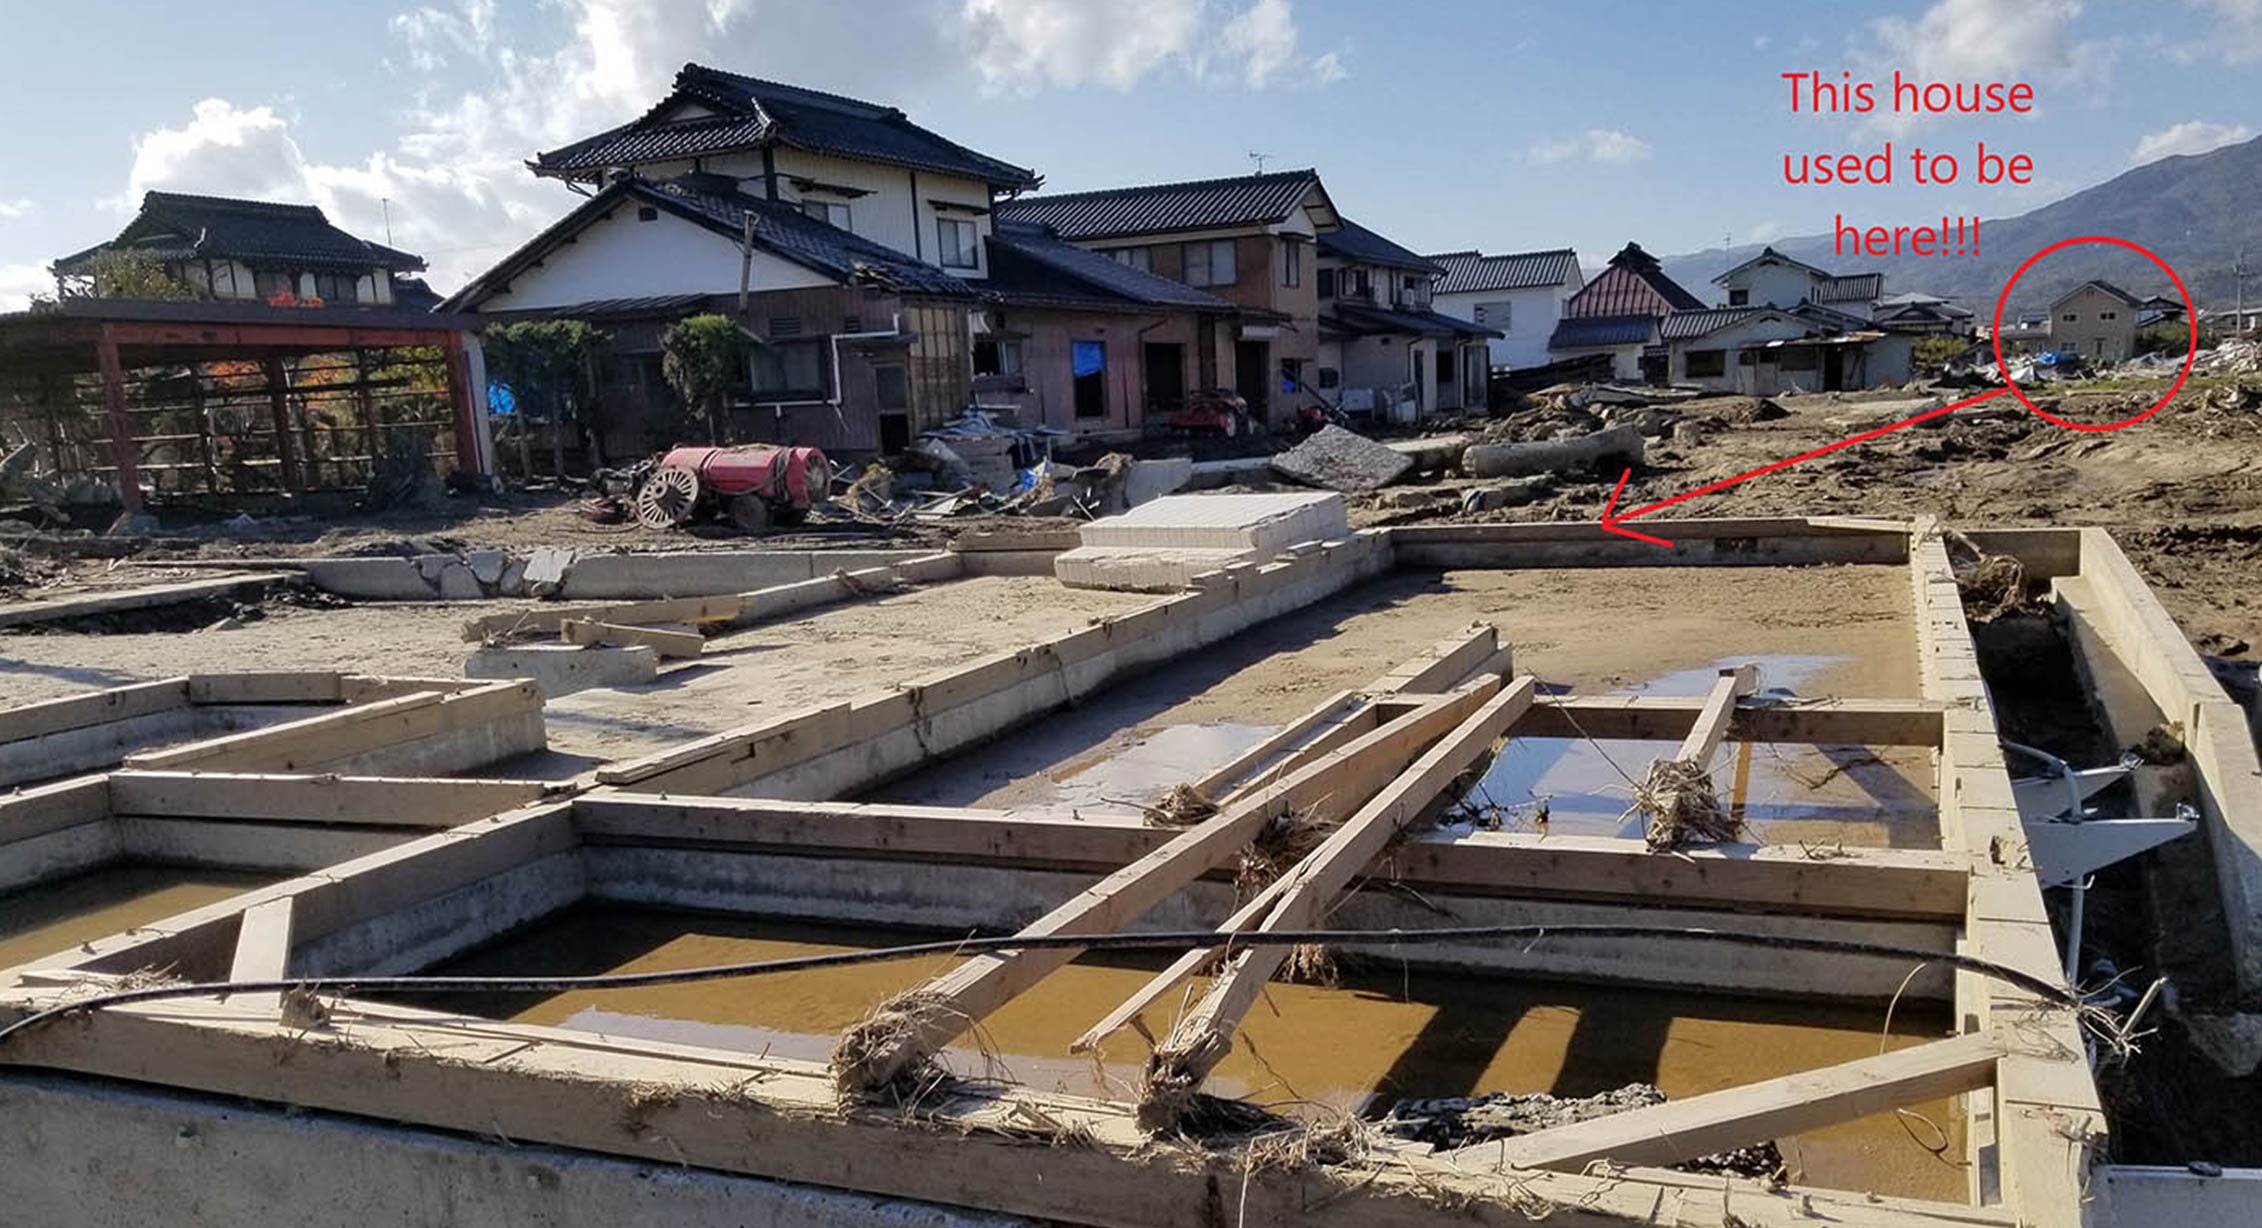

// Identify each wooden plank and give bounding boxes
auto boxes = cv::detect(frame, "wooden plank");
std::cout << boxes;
[0,573,299,629]
[123,682,538,774]
[834,681,1500,1092]
[0,775,114,845]
[1371,623,1502,694]
[463,593,751,643]
[1145,678,1539,1096]
[0,678,192,744]
[225,896,294,1011]
[121,691,447,770]
[1675,664,1758,766]
[108,771,563,827]
[186,672,343,705]
[1070,869,1295,1054]
[1517,694,1944,746]
[559,618,704,659]
[1187,689,1361,799]
[1448,1030,2006,1172]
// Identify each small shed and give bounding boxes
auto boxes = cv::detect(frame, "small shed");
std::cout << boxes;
[0,298,489,513]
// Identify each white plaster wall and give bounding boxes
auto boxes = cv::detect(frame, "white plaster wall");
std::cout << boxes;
[468,207,831,312]
[1719,261,1818,309]
[1434,283,1572,369]
[1670,314,1813,388]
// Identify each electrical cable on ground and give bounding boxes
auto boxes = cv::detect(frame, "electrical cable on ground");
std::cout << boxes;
[0,923,2090,1049]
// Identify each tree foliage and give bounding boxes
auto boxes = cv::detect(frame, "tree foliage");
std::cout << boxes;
[1911,334,1972,371]
[87,249,195,301]
[482,319,610,420]
[660,314,748,442]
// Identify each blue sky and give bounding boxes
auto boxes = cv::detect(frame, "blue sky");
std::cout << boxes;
[2,0,2258,308]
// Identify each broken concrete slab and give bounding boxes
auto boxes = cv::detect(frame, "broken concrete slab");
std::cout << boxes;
[465,643,659,697]
[1121,457,1195,507]
[1385,434,1470,474]
[1269,425,1414,493]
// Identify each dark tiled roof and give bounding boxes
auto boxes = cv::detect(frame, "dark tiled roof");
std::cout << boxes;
[55,192,426,274]
[533,64,1038,188]
[1425,248,1580,295]
[1659,307,1761,341]
[391,276,443,312]
[996,169,1326,241]
[1711,245,1831,286]
[2055,279,2143,308]
[1317,218,1442,274]
[1326,302,1500,339]
[1549,313,1657,349]
[1563,242,1703,319]
[1814,272,1882,303]
[984,221,1233,312]
[1791,301,1873,332]
[443,175,973,312]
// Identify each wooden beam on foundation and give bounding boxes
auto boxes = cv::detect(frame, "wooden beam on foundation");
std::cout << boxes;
[186,672,345,705]
[122,681,540,773]
[560,618,704,659]
[1141,677,1539,1103]
[0,775,113,846]
[0,678,191,743]
[567,791,1975,920]
[0,574,299,630]
[833,679,1501,1093]
[1517,694,1945,747]
[1186,688,1362,800]
[1446,1029,2007,1173]
[0,985,2004,1228]
[108,771,565,827]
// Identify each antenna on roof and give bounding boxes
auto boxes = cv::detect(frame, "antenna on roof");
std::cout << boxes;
[1248,151,1271,173]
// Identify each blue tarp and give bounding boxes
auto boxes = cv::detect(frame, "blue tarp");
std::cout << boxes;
[1071,340,1105,378]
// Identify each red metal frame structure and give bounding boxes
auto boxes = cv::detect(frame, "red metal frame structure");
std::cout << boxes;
[0,299,488,511]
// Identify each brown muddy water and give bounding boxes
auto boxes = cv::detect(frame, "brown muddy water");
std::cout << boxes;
[0,863,272,969]
[426,904,1966,1199]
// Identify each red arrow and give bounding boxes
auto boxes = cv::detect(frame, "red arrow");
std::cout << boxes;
[1600,386,2009,547]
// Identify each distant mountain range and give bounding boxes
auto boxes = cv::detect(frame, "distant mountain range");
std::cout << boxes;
[1658,132,2262,317]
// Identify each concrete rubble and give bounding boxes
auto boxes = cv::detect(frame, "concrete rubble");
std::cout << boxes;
[1054,491,1349,591]
[1268,425,1414,493]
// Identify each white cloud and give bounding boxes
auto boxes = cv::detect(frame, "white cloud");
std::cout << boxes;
[2184,0,2262,61]
[391,0,497,71]
[2132,120,2256,162]
[1861,0,2114,131]
[0,263,54,312]
[958,0,1344,93]
[1745,220,1787,244]
[0,199,34,220]
[98,0,1342,295]
[124,99,310,205]
[1530,129,1652,165]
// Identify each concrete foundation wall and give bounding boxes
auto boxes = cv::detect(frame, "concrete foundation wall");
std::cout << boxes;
[0,1073,1037,1228]
[318,710,548,778]
[0,818,121,894]
[582,846,1953,1002]
[296,850,586,977]
[720,533,1393,801]
[117,818,413,873]
[0,706,287,789]
[301,550,942,602]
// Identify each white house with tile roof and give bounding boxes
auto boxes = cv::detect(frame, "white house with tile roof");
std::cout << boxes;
[1423,248,1582,371]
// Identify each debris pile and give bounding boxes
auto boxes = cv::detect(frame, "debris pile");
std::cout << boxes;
[1631,757,1739,851]
[2195,338,2262,376]
[1268,424,1414,493]
[1375,1084,1787,1179]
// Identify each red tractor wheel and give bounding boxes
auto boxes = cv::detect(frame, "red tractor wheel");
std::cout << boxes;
[636,465,701,530]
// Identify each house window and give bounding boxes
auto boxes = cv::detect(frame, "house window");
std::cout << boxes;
[1317,268,1336,299]
[1282,239,1301,287]
[2062,313,2078,323]
[1345,269,1370,300]
[312,271,360,304]
[1685,349,1727,378]
[2100,311,2117,320]
[938,217,980,269]
[1072,340,1107,418]
[973,338,1024,378]
[1317,366,1339,389]
[1728,288,1750,306]
[1108,247,1151,272]
[1438,351,1457,384]
[1474,301,1511,331]
[801,199,851,230]
[1280,359,1304,394]
[253,269,296,301]
[750,341,826,396]
[1182,239,1237,287]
